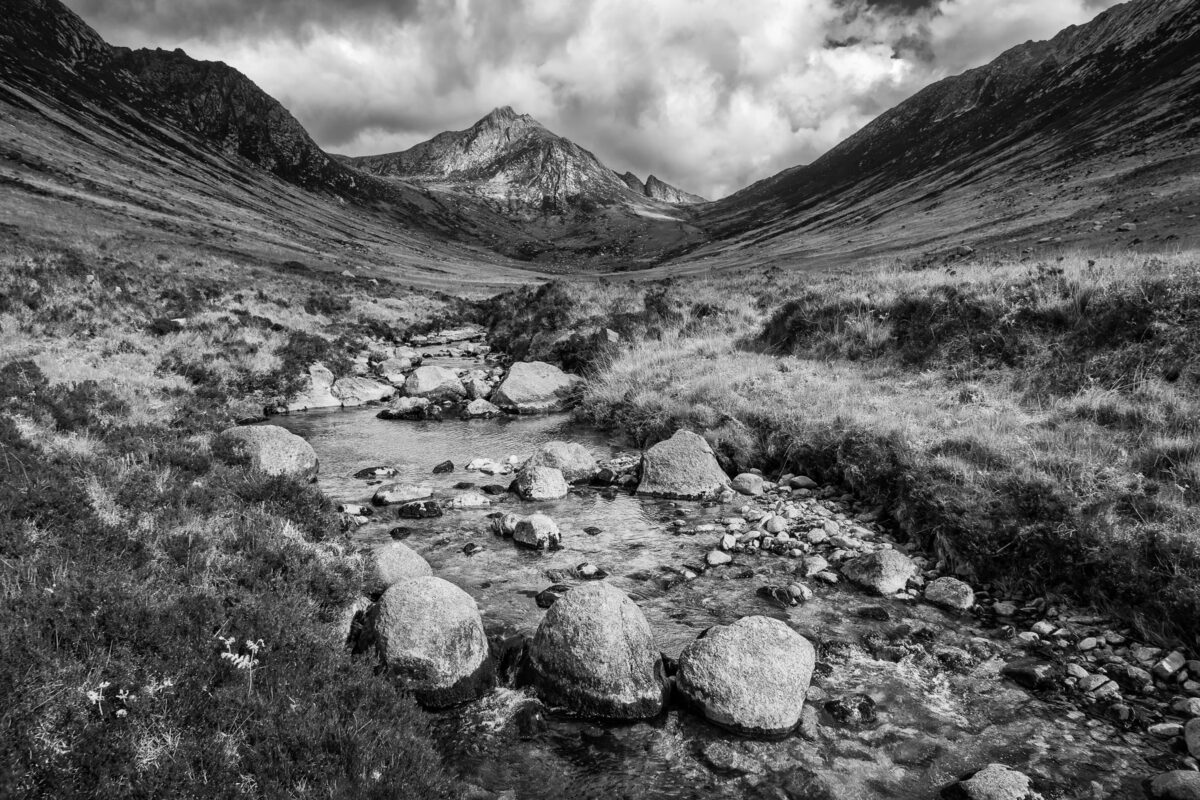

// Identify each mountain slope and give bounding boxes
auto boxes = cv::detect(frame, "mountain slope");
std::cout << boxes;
[682,0,1200,270]
[350,106,706,210]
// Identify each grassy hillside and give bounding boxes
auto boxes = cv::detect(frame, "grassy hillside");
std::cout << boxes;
[0,240,462,798]
[486,250,1200,644]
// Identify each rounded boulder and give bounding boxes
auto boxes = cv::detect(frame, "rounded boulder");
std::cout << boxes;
[528,582,668,719]
[371,541,433,593]
[842,549,917,595]
[216,425,318,482]
[370,576,493,707]
[676,616,816,737]
[636,430,730,500]
[404,366,466,403]
[524,441,598,484]
[515,466,569,500]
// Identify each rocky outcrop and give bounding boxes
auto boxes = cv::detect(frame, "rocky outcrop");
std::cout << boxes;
[514,466,569,500]
[491,361,582,414]
[523,441,598,484]
[643,174,707,205]
[676,616,815,737]
[215,425,318,481]
[636,430,729,499]
[842,549,917,595]
[369,576,493,707]
[403,366,466,403]
[527,583,668,719]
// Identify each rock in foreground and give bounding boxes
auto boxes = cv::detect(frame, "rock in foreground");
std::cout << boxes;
[941,763,1043,800]
[491,361,582,414]
[370,576,493,707]
[371,541,433,593]
[528,583,668,719]
[215,425,318,481]
[1147,771,1200,800]
[636,430,730,500]
[676,616,815,737]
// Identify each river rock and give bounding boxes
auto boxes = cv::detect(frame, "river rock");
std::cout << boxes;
[462,398,502,418]
[941,763,1042,800]
[447,492,491,509]
[493,512,522,537]
[513,514,561,549]
[332,376,393,406]
[491,361,582,414]
[527,582,668,719]
[461,372,493,400]
[524,441,598,484]
[215,425,318,482]
[378,396,440,420]
[1186,718,1200,757]
[515,466,569,500]
[636,430,730,500]
[676,616,815,737]
[370,576,493,707]
[925,577,976,611]
[731,473,764,496]
[376,356,413,384]
[286,363,339,411]
[372,541,433,592]
[396,499,443,519]
[1149,771,1200,800]
[403,365,466,403]
[842,549,916,595]
[373,483,433,506]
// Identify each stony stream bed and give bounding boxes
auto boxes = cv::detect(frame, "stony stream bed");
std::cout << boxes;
[271,405,1166,800]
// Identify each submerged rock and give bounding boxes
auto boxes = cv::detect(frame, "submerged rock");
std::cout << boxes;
[215,425,318,482]
[527,582,668,719]
[676,616,816,737]
[370,576,493,707]
[636,430,730,500]
[515,466,569,500]
[491,361,582,414]
[842,549,916,595]
[524,441,598,484]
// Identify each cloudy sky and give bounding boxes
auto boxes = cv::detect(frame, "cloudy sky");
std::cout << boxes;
[71,0,1121,198]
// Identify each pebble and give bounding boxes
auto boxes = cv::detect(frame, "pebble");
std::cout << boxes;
[1078,637,1099,652]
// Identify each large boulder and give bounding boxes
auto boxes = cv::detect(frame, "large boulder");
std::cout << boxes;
[371,541,432,593]
[370,576,493,707]
[332,376,393,406]
[286,363,339,411]
[378,395,442,421]
[1147,771,1200,800]
[491,361,582,414]
[941,764,1043,800]
[515,466,569,500]
[215,425,318,482]
[527,583,668,719]
[524,441,598,484]
[842,549,917,595]
[676,616,815,737]
[404,366,466,403]
[636,430,730,500]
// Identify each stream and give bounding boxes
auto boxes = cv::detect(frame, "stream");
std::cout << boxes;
[274,407,1156,799]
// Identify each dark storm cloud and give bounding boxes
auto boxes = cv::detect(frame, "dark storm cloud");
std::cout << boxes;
[66,0,1130,199]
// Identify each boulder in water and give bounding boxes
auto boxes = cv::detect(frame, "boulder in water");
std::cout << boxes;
[636,430,730,500]
[396,499,443,519]
[527,582,668,719]
[842,549,916,595]
[369,576,493,707]
[513,514,561,549]
[940,764,1043,800]
[676,616,815,737]
[378,396,441,420]
[332,376,393,406]
[462,398,502,418]
[491,361,583,414]
[215,425,318,482]
[515,466,569,500]
[404,366,466,403]
[524,441,598,484]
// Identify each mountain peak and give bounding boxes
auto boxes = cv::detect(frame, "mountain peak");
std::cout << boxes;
[475,105,539,131]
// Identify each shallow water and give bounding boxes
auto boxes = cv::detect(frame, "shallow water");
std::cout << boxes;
[275,406,1155,799]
